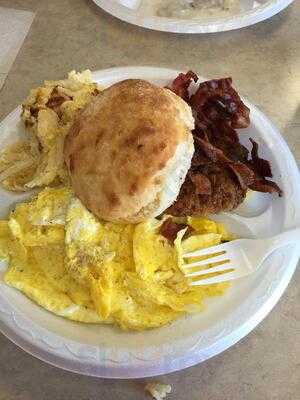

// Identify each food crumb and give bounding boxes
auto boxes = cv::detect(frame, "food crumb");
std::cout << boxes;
[145,382,172,400]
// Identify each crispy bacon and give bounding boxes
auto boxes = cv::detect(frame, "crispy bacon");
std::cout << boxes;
[159,218,189,243]
[250,179,283,196]
[194,137,255,191]
[247,139,282,195]
[46,86,73,117]
[248,138,272,178]
[168,71,198,102]
[166,71,282,216]
[190,77,250,129]
[194,136,229,164]
[228,163,255,190]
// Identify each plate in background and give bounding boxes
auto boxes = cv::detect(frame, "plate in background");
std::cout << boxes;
[92,0,294,33]
[0,66,299,378]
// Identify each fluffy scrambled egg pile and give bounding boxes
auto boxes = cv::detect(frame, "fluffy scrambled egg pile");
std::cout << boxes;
[0,187,231,330]
[0,71,101,191]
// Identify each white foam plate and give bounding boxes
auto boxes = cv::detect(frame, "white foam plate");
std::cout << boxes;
[92,0,294,33]
[0,66,299,378]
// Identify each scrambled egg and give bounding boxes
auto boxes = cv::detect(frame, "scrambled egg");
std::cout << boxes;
[145,382,172,400]
[0,188,231,331]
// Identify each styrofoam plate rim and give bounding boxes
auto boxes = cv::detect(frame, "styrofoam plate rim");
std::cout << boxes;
[92,0,295,33]
[0,66,299,378]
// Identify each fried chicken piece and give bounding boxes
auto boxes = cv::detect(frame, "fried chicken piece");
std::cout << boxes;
[167,165,247,216]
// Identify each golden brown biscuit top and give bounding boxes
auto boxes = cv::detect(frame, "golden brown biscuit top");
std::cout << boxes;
[64,79,193,221]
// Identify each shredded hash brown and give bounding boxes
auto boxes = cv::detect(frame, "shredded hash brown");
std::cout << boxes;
[0,70,102,191]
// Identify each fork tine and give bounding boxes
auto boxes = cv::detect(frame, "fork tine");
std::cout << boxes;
[183,242,229,258]
[184,262,234,277]
[190,270,244,286]
[182,254,229,269]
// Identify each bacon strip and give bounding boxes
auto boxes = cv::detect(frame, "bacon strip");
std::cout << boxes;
[248,138,272,178]
[250,179,283,196]
[159,218,189,243]
[168,71,198,102]
[195,137,255,191]
[190,77,250,129]
[46,86,73,117]
[166,71,282,215]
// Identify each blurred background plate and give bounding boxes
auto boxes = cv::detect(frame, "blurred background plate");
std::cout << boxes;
[92,0,294,33]
[0,67,299,378]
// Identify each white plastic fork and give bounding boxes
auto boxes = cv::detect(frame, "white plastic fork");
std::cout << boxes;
[182,227,300,286]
